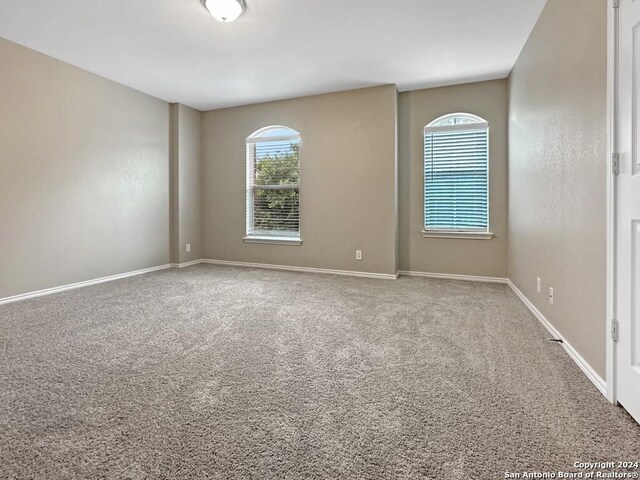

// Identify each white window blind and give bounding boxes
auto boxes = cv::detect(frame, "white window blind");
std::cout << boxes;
[246,126,300,239]
[424,114,489,231]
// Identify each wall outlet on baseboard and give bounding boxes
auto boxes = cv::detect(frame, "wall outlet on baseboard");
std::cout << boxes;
[549,287,554,305]
[536,277,541,293]
[186,243,191,253]
[355,250,362,261]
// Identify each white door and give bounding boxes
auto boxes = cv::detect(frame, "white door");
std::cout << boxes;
[617,0,640,424]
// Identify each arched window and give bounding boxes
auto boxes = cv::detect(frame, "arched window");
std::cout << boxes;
[423,113,490,237]
[245,126,301,243]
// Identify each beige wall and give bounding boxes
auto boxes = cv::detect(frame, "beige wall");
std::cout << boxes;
[0,38,170,299]
[170,104,203,264]
[398,80,509,278]
[0,7,610,384]
[201,85,398,275]
[508,0,607,376]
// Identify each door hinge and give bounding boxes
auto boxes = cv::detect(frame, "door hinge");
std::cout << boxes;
[613,0,620,9]
[612,153,620,175]
[611,318,619,342]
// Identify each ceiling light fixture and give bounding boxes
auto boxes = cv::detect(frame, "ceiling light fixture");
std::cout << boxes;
[201,0,246,23]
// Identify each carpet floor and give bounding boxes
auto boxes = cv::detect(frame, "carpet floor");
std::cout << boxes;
[0,264,638,479]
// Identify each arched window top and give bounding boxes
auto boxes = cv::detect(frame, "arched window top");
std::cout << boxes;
[423,112,490,234]
[425,113,488,133]
[245,125,301,243]
[247,125,300,143]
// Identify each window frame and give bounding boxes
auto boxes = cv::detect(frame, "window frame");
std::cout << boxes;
[243,125,302,245]
[422,113,493,240]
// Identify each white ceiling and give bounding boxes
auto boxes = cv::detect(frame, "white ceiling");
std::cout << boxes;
[0,0,547,111]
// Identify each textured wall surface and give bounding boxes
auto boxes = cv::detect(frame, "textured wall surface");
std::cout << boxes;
[508,0,607,376]
[201,86,398,275]
[170,104,203,264]
[398,80,509,278]
[0,38,170,299]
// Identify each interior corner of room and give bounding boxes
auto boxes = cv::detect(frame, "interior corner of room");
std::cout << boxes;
[0,0,611,395]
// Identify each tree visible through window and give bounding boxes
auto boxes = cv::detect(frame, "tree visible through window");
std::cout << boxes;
[246,126,300,239]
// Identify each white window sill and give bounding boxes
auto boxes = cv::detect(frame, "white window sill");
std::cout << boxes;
[243,236,302,246]
[421,230,494,240]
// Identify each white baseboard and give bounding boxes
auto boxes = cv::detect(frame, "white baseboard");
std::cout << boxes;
[0,264,173,306]
[0,259,608,401]
[172,259,204,268]
[201,259,398,280]
[398,270,508,284]
[507,280,607,397]
[0,261,506,306]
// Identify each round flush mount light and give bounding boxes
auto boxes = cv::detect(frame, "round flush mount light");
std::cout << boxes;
[201,0,246,23]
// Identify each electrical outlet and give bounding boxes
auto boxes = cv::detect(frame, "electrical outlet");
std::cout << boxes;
[549,287,554,305]
[355,250,362,261]
[536,277,541,293]
[186,243,191,253]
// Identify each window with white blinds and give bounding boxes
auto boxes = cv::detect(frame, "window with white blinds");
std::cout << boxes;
[246,126,300,240]
[424,113,489,232]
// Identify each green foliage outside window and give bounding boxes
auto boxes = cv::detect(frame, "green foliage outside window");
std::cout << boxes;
[253,144,300,233]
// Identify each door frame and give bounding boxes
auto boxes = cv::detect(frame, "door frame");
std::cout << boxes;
[606,0,619,405]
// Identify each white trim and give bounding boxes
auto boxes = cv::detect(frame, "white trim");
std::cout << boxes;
[424,122,488,134]
[606,0,619,405]
[421,230,494,240]
[0,255,609,402]
[398,270,508,283]
[424,113,488,133]
[245,124,302,243]
[242,236,302,246]
[246,134,300,144]
[246,125,300,142]
[423,114,490,237]
[0,264,173,306]
[172,259,204,268]
[202,259,398,280]
[508,280,607,397]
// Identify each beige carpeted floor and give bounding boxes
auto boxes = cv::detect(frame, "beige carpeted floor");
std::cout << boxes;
[0,264,638,479]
